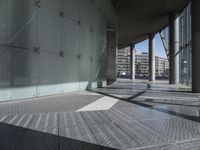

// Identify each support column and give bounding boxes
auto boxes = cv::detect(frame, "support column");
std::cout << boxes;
[149,34,155,81]
[169,12,180,84]
[192,0,200,92]
[130,44,135,80]
[106,30,117,85]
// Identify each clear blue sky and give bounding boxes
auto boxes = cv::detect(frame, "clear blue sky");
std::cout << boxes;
[135,33,167,58]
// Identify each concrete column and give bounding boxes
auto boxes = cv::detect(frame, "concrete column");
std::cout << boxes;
[130,44,135,80]
[106,30,117,85]
[191,0,200,92]
[169,12,180,84]
[149,34,155,81]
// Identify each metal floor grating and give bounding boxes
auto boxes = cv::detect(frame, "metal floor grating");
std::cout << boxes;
[0,80,200,149]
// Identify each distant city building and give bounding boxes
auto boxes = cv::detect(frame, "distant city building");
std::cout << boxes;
[117,47,131,78]
[135,51,149,77]
[155,56,169,78]
[117,48,169,79]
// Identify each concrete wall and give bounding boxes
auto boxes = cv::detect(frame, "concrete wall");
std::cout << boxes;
[0,0,117,101]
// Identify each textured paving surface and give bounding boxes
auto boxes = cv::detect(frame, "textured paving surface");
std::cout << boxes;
[1,79,200,149]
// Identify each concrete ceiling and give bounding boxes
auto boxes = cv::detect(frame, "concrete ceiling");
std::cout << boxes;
[111,0,189,48]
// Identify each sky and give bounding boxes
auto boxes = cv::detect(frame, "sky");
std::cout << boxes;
[135,33,167,58]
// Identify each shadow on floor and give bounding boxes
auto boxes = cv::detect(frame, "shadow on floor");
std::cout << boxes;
[143,99,200,107]
[90,84,200,124]
[0,122,117,150]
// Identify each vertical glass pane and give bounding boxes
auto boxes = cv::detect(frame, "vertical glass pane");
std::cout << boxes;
[0,47,37,100]
[62,55,80,92]
[36,52,62,96]
[179,3,191,85]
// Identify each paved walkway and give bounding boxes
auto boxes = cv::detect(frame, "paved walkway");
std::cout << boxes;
[0,79,200,150]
